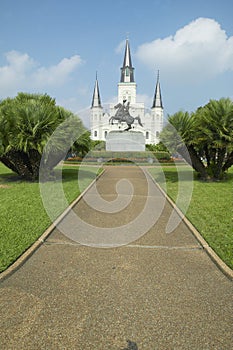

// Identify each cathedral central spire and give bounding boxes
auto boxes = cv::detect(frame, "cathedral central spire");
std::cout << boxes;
[120,39,135,83]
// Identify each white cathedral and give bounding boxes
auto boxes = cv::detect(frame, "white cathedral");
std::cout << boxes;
[90,39,164,145]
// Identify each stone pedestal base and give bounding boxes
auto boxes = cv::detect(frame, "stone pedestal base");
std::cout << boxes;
[106,131,145,151]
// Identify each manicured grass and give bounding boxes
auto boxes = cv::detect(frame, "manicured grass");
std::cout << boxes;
[149,166,233,269]
[0,163,101,272]
[1,162,232,272]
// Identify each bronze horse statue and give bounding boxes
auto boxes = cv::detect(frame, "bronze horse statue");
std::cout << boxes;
[109,100,143,131]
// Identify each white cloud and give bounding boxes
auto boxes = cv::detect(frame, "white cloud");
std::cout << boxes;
[136,93,153,107]
[0,51,83,97]
[33,56,83,86]
[115,40,125,54]
[136,18,233,83]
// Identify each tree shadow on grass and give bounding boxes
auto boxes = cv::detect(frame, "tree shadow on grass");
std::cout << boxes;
[0,172,22,183]
[154,169,196,183]
[0,167,100,184]
[121,339,138,350]
[61,167,100,183]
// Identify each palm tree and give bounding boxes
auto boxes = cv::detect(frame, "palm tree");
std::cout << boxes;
[72,130,91,157]
[0,93,59,180]
[160,111,208,179]
[194,98,233,179]
[0,93,88,180]
[42,107,87,174]
[160,98,233,180]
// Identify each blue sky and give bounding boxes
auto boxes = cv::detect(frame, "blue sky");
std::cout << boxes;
[0,0,233,127]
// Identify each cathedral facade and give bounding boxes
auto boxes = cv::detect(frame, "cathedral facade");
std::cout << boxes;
[90,39,164,145]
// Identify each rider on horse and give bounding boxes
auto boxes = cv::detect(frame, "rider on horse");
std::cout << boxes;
[114,99,130,122]
[110,99,143,131]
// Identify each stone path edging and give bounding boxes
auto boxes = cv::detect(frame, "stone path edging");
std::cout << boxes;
[145,169,233,281]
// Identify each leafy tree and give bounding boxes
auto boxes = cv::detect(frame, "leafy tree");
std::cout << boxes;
[146,141,169,153]
[160,110,208,179]
[0,93,88,180]
[90,140,106,151]
[72,130,91,157]
[160,98,233,180]
[194,98,233,179]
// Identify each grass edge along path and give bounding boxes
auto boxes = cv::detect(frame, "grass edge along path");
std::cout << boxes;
[149,166,233,270]
[0,163,102,272]
[1,162,232,272]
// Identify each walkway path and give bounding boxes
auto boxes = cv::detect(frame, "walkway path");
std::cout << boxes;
[0,166,232,349]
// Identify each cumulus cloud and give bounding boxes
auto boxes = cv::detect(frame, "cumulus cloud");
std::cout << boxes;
[115,40,126,54]
[0,51,83,97]
[136,18,233,83]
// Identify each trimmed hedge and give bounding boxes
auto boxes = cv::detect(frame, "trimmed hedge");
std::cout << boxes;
[66,151,171,163]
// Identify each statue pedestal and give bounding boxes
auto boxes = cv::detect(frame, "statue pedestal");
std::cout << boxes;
[106,131,145,151]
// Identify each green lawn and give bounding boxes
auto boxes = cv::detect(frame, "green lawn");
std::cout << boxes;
[1,162,232,272]
[149,166,233,269]
[0,163,101,272]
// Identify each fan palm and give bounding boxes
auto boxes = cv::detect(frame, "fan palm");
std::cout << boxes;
[160,111,208,179]
[160,99,233,180]
[0,93,88,180]
[194,98,233,179]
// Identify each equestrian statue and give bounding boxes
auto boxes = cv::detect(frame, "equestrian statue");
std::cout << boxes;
[109,100,143,131]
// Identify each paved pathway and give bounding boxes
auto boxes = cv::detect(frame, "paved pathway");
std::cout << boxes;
[0,166,232,349]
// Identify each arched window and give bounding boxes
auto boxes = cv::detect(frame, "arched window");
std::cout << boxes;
[94,130,97,137]
[104,131,107,138]
[146,131,149,139]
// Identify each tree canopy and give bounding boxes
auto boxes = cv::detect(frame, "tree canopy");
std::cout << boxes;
[0,93,90,180]
[160,98,233,180]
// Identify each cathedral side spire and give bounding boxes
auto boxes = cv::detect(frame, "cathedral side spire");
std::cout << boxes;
[120,39,135,83]
[91,73,102,108]
[152,70,163,109]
